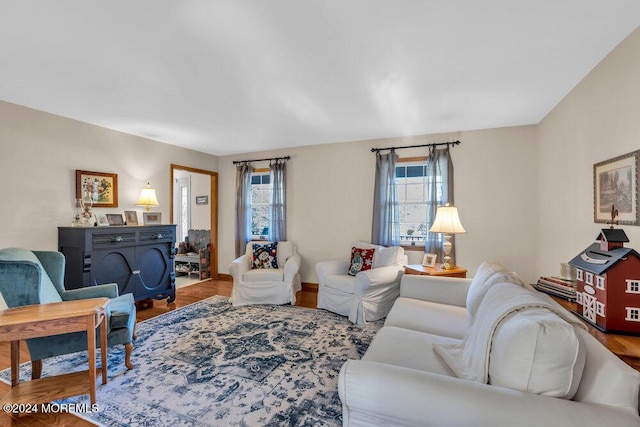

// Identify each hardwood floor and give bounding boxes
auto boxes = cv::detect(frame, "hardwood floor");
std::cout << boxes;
[0,279,318,426]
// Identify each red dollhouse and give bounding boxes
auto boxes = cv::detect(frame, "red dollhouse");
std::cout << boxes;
[568,229,640,334]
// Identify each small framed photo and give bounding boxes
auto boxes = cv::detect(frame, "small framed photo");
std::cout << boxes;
[422,253,437,268]
[106,213,125,226]
[124,210,139,225]
[95,213,110,227]
[143,212,162,225]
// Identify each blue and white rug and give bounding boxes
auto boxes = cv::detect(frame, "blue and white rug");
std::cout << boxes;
[0,296,382,426]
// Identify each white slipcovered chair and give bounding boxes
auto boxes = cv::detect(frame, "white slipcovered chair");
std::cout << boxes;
[316,241,407,324]
[228,241,302,306]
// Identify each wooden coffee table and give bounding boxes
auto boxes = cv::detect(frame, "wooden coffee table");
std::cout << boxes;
[0,298,109,406]
[405,263,468,278]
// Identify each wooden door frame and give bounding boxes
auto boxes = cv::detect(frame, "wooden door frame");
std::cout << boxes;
[170,164,219,279]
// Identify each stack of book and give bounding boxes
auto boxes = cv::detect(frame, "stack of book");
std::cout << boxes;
[534,276,577,301]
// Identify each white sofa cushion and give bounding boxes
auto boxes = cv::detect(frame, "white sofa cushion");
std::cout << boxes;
[243,268,284,283]
[466,260,526,323]
[384,297,468,339]
[490,307,585,399]
[323,274,356,294]
[363,326,459,377]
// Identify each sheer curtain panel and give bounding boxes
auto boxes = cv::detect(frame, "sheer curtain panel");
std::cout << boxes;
[235,163,254,257]
[424,146,455,261]
[269,159,287,242]
[371,151,400,247]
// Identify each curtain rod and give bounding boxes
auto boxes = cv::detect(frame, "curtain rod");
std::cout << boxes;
[370,140,461,153]
[232,155,291,165]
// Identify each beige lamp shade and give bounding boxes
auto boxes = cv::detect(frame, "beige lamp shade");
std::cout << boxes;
[429,205,466,234]
[136,182,160,212]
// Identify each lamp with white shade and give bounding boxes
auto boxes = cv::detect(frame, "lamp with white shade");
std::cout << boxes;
[429,204,466,270]
[136,182,159,212]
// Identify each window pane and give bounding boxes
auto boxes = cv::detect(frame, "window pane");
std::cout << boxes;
[406,165,424,178]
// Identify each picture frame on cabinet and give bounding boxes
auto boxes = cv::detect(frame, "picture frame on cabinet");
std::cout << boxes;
[95,213,110,227]
[593,150,639,226]
[106,213,125,226]
[422,253,437,268]
[124,210,139,225]
[75,170,118,208]
[143,212,162,225]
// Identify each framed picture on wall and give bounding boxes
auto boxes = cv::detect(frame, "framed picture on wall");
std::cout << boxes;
[593,150,639,226]
[143,212,162,225]
[75,170,118,208]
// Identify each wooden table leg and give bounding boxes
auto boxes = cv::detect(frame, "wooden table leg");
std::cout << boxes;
[99,313,107,385]
[10,340,19,387]
[87,315,97,405]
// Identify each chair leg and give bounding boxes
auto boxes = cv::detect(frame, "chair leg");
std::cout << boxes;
[31,360,42,380]
[125,343,134,370]
[132,324,137,340]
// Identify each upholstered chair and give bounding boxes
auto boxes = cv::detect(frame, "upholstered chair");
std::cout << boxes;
[0,248,136,378]
[228,241,301,306]
[316,241,407,324]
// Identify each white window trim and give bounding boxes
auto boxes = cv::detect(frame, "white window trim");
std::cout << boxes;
[625,307,640,322]
[596,301,605,317]
[576,269,584,281]
[626,280,640,294]
[585,272,594,285]
[576,292,582,304]
[595,276,605,290]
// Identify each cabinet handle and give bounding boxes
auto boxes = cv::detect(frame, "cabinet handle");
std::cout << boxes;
[132,270,141,275]
[152,233,163,239]
[111,235,123,243]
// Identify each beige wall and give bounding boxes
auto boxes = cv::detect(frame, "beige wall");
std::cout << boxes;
[536,26,640,277]
[219,126,539,283]
[0,100,219,252]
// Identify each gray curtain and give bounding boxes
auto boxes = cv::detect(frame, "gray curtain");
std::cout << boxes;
[425,146,455,261]
[234,163,254,257]
[371,151,400,246]
[269,159,287,242]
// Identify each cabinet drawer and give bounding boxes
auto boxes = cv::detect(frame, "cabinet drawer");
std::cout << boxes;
[91,231,136,248]
[139,228,174,244]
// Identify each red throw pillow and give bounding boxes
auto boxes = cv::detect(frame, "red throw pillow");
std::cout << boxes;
[348,247,375,276]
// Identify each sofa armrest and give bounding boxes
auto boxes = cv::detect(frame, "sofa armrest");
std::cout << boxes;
[284,253,301,281]
[339,360,640,427]
[400,274,471,307]
[316,259,349,283]
[355,265,404,294]
[60,283,119,300]
[228,255,250,282]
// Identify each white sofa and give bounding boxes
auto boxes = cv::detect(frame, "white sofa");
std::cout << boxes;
[339,261,640,427]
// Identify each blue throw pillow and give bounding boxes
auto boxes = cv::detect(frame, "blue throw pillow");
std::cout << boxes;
[252,243,278,269]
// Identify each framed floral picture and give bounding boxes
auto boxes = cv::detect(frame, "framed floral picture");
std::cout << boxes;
[593,151,639,226]
[76,170,118,208]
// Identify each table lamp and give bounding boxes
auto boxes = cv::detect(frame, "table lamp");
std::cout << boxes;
[136,182,160,212]
[429,204,466,270]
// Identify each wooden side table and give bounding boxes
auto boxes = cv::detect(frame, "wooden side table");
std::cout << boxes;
[0,298,109,406]
[405,263,468,278]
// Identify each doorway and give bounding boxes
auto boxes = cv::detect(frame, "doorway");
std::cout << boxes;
[170,164,219,282]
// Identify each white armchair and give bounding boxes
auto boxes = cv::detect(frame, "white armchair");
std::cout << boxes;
[316,242,407,324]
[228,241,302,306]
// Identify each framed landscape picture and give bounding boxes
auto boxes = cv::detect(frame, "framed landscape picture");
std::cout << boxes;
[593,150,639,226]
[143,212,162,225]
[76,170,118,208]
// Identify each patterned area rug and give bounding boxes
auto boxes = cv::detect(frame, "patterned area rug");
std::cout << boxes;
[0,296,382,426]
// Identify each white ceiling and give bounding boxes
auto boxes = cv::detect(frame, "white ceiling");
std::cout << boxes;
[1,1,639,156]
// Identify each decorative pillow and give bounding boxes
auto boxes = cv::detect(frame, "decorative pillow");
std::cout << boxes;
[348,247,375,276]
[252,243,278,269]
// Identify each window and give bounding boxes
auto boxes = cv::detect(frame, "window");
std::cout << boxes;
[626,280,640,294]
[576,269,583,281]
[251,171,272,240]
[626,308,640,322]
[596,276,605,290]
[394,161,443,247]
[596,301,605,317]
[576,292,582,304]
[585,272,594,285]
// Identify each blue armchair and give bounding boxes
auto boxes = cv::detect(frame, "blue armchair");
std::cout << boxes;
[0,248,136,378]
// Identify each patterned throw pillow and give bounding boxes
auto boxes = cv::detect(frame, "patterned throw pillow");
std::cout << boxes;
[348,247,375,276]
[252,242,279,269]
